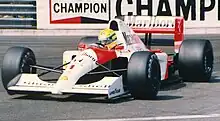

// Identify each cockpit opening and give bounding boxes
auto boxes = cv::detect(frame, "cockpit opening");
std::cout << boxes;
[109,20,119,31]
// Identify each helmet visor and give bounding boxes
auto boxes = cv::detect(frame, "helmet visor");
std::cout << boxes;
[99,38,112,45]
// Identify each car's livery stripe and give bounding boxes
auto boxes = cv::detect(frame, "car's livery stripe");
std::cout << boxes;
[50,16,81,24]
[91,47,117,64]
[50,16,108,24]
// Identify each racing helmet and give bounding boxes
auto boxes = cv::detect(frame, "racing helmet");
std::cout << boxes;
[98,28,117,45]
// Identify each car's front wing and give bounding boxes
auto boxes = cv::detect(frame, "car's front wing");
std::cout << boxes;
[7,74,125,99]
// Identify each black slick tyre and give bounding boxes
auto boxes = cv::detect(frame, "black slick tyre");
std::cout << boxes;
[178,39,213,82]
[127,51,161,100]
[1,46,36,94]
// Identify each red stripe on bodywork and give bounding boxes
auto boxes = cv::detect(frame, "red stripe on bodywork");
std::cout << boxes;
[164,58,171,80]
[174,18,184,41]
[50,17,81,24]
[133,28,174,34]
[164,61,169,80]
[91,47,117,64]
[152,50,169,80]
[70,65,75,69]
[165,56,174,80]
[78,42,87,50]
[150,49,163,53]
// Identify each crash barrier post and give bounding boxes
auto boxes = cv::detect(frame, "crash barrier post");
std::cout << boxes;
[0,0,36,29]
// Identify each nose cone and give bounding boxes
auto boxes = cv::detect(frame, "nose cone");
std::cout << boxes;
[67,49,99,76]
[53,49,100,93]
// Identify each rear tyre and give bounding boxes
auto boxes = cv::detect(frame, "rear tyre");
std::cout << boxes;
[127,51,161,100]
[178,39,213,82]
[1,46,36,94]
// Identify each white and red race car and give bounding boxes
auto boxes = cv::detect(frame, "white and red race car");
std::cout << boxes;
[1,15,214,100]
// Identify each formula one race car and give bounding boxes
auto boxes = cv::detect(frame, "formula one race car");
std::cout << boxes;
[1,15,214,100]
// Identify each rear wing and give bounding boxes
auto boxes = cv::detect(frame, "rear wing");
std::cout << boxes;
[115,15,184,53]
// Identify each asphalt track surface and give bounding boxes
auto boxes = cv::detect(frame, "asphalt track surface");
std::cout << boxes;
[1,35,220,121]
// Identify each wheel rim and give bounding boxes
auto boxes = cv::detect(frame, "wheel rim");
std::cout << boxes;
[203,46,213,74]
[147,55,161,91]
[204,56,211,73]
[20,52,35,73]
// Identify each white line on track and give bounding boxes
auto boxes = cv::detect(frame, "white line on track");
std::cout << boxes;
[56,114,220,121]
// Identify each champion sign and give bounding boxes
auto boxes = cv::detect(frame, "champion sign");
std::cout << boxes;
[113,0,220,21]
[50,0,110,24]
[37,0,220,29]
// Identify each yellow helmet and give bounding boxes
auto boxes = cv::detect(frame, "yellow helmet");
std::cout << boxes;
[98,28,117,45]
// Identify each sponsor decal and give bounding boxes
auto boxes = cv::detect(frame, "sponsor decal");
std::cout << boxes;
[124,16,174,28]
[50,0,110,24]
[70,65,75,69]
[122,32,133,44]
[109,88,121,95]
[122,32,142,44]
[82,52,97,62]
[114,0,220,21]
[59,75,68,80]
[63,60,68,69]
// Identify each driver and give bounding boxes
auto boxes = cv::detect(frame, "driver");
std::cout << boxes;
[98,28,119,50]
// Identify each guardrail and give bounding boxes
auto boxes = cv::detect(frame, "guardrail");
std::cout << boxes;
[0,0,36,29]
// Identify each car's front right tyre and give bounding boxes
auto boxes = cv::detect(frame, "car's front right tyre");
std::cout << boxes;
[1,46,36,94]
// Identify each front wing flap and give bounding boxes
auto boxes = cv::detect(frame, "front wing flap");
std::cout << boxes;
[7,74,125,99]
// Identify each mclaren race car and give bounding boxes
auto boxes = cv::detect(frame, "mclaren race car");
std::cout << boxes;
[1,15,214,100]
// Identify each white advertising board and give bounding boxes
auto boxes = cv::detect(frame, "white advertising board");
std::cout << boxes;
[37,0,220,29]
[37,0,110,29]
